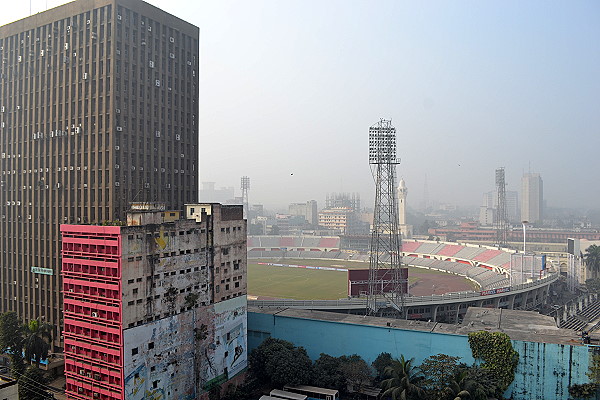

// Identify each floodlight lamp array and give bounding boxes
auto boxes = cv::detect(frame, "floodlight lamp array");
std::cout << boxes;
[369,130,397,164]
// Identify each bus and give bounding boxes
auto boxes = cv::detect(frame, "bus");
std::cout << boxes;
[283,385,340,400]
[270,389,307,400]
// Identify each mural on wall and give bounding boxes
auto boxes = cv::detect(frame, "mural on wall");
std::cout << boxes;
[123,297,248,399]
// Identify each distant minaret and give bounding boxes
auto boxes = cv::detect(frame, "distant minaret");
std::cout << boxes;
[397,178,413,238]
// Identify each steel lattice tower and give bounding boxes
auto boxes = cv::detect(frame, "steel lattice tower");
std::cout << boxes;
[241,176,250,219]
[367,119,405,315]
[495,167,509,247]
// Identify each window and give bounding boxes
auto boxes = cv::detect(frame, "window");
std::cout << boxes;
[148,342,154,350]
[133,288,138,294]
[132,347,138,356]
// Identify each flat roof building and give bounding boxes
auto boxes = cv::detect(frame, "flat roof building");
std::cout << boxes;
[62,204,247,399]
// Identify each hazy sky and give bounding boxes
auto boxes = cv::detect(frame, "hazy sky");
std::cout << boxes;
[2,1,599,211]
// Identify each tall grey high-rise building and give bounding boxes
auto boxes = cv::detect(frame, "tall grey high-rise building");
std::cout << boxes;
[0,0,199,349]
[521,173,543,224]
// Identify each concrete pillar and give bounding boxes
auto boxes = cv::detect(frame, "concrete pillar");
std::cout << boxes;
[456,303,461,322]
[522,291,529,310]
[432,305,439,322]
[509,294,516,310]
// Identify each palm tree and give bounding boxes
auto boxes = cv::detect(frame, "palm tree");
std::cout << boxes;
[22,319,52,367]
[442,369,488,400]
[585,245,600,273]
[380,355,426,400]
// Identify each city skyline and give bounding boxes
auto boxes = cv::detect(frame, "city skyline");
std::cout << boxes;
[1,0,598,211]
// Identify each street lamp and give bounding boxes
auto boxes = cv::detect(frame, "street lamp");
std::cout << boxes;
[522,220,528,254]
[522,220,528,284]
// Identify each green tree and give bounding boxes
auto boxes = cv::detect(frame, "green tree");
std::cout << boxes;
[442,369,487,400]
[380,355,426,400]
[372,352,393,382]
[462,365,503,399]
[248,338,313,387]
[22,319,52,367]
[585,245,600,273]
[18,366,51,400]
[313,354,346,391]
[419,354,461,396]
[0,311,25,375]
[340,355,372,390]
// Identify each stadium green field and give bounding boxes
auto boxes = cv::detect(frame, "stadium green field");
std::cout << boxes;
[248,258,477,300]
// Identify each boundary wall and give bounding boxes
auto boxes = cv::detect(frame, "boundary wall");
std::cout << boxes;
[248,309,590,400]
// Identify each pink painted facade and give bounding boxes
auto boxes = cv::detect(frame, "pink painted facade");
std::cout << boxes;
[61,225,124,400]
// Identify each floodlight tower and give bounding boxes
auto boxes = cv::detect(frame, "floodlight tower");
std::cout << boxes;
[241,176,250,219]
[367,119,405,316]
[495,168,508,247]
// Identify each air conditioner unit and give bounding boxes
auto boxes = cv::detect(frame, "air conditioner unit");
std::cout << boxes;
[187,61,192,66]
[117,15,122,20]
[144,183,150,188]
[149,60,154,68]
[170,37,175,43]
[166,184,171,189]
[155,80,160,87]
[83,73,88,80]
[40,50,44,56]
[93,393,100,399]
[94,373,101,380]
[169,53,175,59]
[64,43,69,50]
[116,108,121,113]
[83,183,88,188]
[78,387,84,393]
[17,56,22,62]
[115,182,120,187]
[175,134,180,140]
[155,131,160,137]
[91,312,98,317]
[79,369,85,375]
[148,26,152,32]
[116,126,123,131]
[87,19,91,25]
[115,164,120,169]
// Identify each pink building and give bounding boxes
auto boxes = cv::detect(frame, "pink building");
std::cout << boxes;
[62,204,247,400]
[62,225,124,399]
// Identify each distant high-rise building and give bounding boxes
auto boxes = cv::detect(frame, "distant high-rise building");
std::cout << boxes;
[480,190,519,225]
[0,0,199,349]
[200,182,235,203]
[288,200,318,225]
[521,173,543,224]
[325,192,360,212]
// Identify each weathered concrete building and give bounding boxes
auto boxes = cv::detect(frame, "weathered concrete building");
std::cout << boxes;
[61,203,247,400]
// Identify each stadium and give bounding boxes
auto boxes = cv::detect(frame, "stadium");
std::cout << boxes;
[247,235,558,323]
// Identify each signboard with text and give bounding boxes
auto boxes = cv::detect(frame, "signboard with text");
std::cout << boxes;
[31,267,53,275]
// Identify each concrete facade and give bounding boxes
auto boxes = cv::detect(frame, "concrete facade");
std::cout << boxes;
[248,307,591,400]
[62,204,247,400]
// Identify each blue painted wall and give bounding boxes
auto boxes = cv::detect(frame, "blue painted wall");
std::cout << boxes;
[248,311,591,400]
